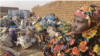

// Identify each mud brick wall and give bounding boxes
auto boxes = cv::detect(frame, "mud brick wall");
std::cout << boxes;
[32,1,100,24]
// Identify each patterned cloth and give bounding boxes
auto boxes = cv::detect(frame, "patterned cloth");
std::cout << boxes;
[18,35,32,49]
[0,50,15,56]
[38,5,100,56]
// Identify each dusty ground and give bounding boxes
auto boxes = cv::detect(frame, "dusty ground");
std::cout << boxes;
[12,42,43,56]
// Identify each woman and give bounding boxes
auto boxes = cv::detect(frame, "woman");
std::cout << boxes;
[38,5,100,56]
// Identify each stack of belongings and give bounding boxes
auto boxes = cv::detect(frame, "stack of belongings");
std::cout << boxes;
[0,46,20,56]
[0,27,13,47]
[12,16,21,26]
[0,27,14,47]
[17,26,37,49]
[0,14,19,28]
[37,14,72,56]
[26,17,33,26]
[32,16,42,33]
[0,27,6,40]
[0,32,13,47]
[0,17,20,55]
[17,30,33,49]
[0,27,20,56]
[40,14,55,30]
[0,15,12,28]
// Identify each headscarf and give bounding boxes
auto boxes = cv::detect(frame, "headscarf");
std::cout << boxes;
[75,5,100,41]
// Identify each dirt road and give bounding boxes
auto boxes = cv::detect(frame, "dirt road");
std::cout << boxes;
[12,42,43,56]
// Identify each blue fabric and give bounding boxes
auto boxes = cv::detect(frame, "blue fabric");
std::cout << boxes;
[8,14,12,17]
[49,17,54,21]
[40,14,54,25]
[10,25,18,28]
[40,18,47,25]
[10,26,13,28]
[8,14,12,19]
[6,50,15,56]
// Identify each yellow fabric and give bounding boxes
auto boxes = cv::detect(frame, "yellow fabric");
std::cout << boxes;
[35,22,42,32]
[0,48,4,55]
[1,28,7,32]
[29,54,34,56]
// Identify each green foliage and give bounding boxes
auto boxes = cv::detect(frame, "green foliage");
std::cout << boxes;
[61,21,72,33]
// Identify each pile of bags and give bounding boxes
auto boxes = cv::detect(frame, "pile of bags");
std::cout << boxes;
[0,13,72,56]
[0,15,20,28]
[17,27,37,49]
[39,17,72,35]
[0,46,20,56]
[0,27,20,56]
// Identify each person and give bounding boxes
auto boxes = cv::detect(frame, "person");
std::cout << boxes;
[9,27,20,41]
[38,5,100,56]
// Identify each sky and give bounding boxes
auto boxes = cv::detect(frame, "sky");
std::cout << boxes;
[0,0,54,12]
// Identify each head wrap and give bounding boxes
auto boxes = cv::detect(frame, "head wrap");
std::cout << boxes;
[75,5,100,39]
[75,5,100,27]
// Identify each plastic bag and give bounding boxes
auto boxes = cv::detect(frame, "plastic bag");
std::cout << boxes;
[35,22,42,32]
[0,46,20,56]
[0,33,13,47]
[18,35,32,49]
[31,38,36,43]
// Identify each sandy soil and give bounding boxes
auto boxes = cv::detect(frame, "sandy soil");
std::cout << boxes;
[12,42,43,56]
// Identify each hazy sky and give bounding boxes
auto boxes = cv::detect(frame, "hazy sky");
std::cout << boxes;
[0,0,54,12]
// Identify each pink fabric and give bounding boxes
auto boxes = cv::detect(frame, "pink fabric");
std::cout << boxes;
[75,11,87,19]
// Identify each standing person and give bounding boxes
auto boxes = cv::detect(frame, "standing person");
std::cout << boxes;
[38,5,100,56]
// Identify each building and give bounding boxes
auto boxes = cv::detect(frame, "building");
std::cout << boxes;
[0,6,19,13]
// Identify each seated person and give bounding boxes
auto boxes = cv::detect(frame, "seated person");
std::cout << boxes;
[38,5,100,56]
